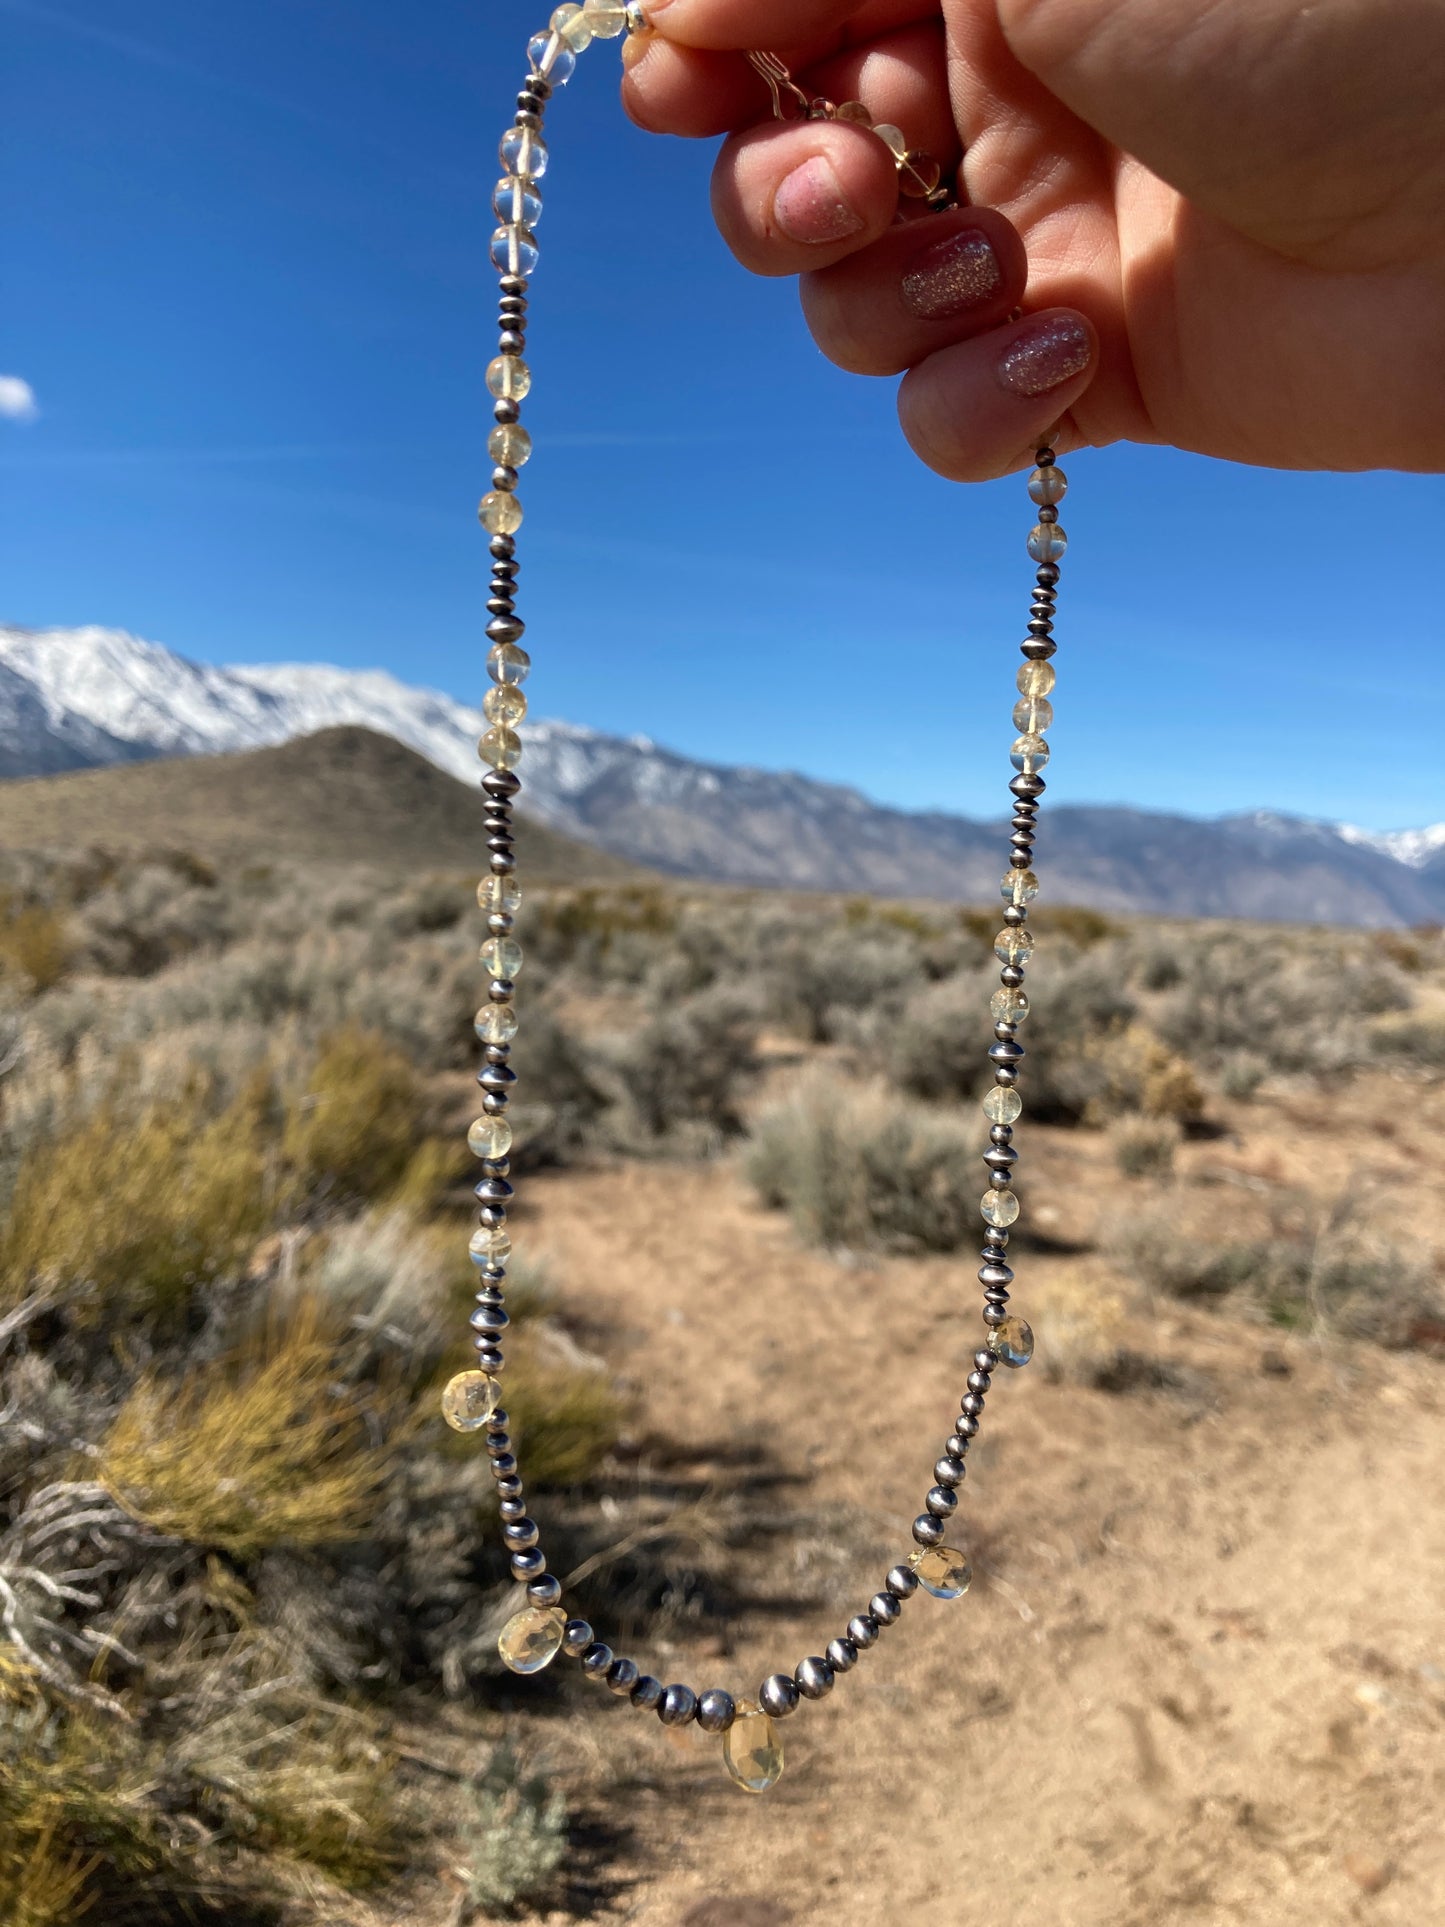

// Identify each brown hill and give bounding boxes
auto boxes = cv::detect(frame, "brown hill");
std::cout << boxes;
[0,725,645,881]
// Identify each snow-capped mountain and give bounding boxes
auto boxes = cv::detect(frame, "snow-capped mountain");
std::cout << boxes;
[2,623,1442,926]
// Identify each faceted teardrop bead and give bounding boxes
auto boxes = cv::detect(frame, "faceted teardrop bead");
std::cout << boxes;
[1010,733,1050,774]
[1017,660,1056,699]
[992,1315,1035,1368]
[481,936,524,980]
[908,1545,973,1600]
[983,1086,1022,1125]
[527,30,577,84]
[441,1369,501,1431]
[499,1605,567,1674]
[991,986,1029,1025]
[488,423,533,468]
[994,925,1035,965]
[479,492,523,536]
[490,225,540,277]
[1012,696,1054,733]
[478,726,523,770]
[1028,464,1068,506]
[551,2,593,51]
[500,127,548,180]
[486,355,532,401]
[722,1699,784,1794]
[493,177,542,228]
[981,1188,1020,1228]
[836,100,872,124]
[873,123,909,159]
[1000,869,1039,907]
[1027,522,1068,563]
[488,642,531,685]
[478,873,522,916]
[583,0,629,36]
[484,683,527,728]
[469,1225,512,1267]
[474,1003,519,1047]
[467,1112,513,1157]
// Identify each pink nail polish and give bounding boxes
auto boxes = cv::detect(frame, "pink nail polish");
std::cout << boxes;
[901,228,1003,319]
[773,156,865,246]
[997,316,1093,398]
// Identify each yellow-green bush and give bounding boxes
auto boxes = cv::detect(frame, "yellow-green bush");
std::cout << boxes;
[0,898,71,992]
[500,1342,627,1487]
[280,1025,426,1201]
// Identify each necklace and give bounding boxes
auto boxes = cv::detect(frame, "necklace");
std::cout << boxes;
[443,1,1066,1797]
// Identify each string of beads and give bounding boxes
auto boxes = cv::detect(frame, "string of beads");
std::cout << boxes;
[442,1,1069,1794]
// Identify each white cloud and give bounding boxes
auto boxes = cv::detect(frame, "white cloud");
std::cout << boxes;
[0,377,39,423]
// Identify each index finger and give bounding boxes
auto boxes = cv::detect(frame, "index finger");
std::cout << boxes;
[645,0,934,55]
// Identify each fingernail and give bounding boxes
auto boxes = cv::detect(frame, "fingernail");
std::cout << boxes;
[773,156,865,246]
[901,227,1003,319]
[997,315,1093,397]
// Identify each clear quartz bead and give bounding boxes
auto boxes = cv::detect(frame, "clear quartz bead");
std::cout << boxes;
[1017,660,1056,698]
[486,355,532,400]
[1027,522,1068,563]
[493,177,542,228]
[551,3,593,50]
[478,874,522,914]
[992,1316,1035,1367]
[983,1086,1022,1125]
[499,1605,567,1674]
[490,225,540,277]
[1012,696,1054,733]
[908,1546,973,1599]
[441,1369,501,1431]
[500,127,548,180]
[481,935,524,979]
[527,30,577,83]
[488,423,533,468]
[479,491,523,536]
[488,641,531,685]
[583,0,629,36]
[484,683,527,727]
[991,986,1029,1024]
[994,925,1035,964]
[1010,732,1050,774]
[469,1224,512,1267]
[722,1700,784,1794]
[1001,869,1039,907]
[981,1188,1020,1228]
[474,1001,520,1045]
[478,725,522,770]
[1028,465,1068,506]
[467,1112,513,1157]
[872,123,908,159]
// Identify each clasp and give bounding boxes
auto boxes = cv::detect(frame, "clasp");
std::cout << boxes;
[747,50,817,122]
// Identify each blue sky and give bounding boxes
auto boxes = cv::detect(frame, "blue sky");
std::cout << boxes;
[2,0,1442,830]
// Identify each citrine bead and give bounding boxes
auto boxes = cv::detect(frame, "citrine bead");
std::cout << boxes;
[1000,869,1039,907]
[478,873,522,916]
[582,0,628,36]
[900,150,942,197]
[441,1369,501,1431]
[722,1700,784,1794]
[1010,732,1050,774]
[1027,521,1068,563]
[908,1546,973,1600]
[490,225,539,277]
[488,422,533,468]
[872,123,909,159]
[983,1087,1022,1126]
[467,1112,513,1157]
[470,1225,512,1267]
[500,127,548,180]
[474,1003,519,1046]
[486,355,532,401]
[991,986,1029,1025]
[836,100,872,124]
[478,725,523,770]
[493,177,542,229]
[487,642,531,685]
[994,926,1035,965]
[551,2,593,50]
[499,1605,567,1674]
[981,1189,1020,1228]
[1017,660,1056,698]
[483,683,527,728]
[479,492,523,536]
[481,935,524,980]
[992,1316,1035,1368]
[1012,696,1053,733]
[1028,464,1068,506]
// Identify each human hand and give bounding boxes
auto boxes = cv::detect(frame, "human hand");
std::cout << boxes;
[621,0,1445,477]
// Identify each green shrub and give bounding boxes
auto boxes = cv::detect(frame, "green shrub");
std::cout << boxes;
[508,1010,609,1169]
[463,1745,567,1916]
[1110,1115,1181,1178]
[620,991,759,1139]
[280,1025,428,1202]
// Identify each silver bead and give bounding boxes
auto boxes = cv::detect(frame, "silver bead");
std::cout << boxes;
[759,1673,800,1719]
[869,1592,901,1627]
[658,1683,698,1726]
[826,1636,859,1672]
[510,1548,546,1580]
[580,1642,614,1679]
[499,1498,526,1522]
[606,1657,640,1696]
[527,1574,562,1607]
[912,1514,945,1548]
[926,1486,958,1519]
[933,1457,965,1488]
[847,1614,879,1650]
[562,1617,594,1655]
[502,1518,539,1550]
[630,1674,664,1710]
[696,1689,736,1733]
[885,1565,919,1600]
[795,1656,835,1699]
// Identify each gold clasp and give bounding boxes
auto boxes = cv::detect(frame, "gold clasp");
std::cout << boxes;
[747,50,815,122]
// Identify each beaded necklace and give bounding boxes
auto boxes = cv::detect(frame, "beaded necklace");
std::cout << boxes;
[444,1,1066,1796]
